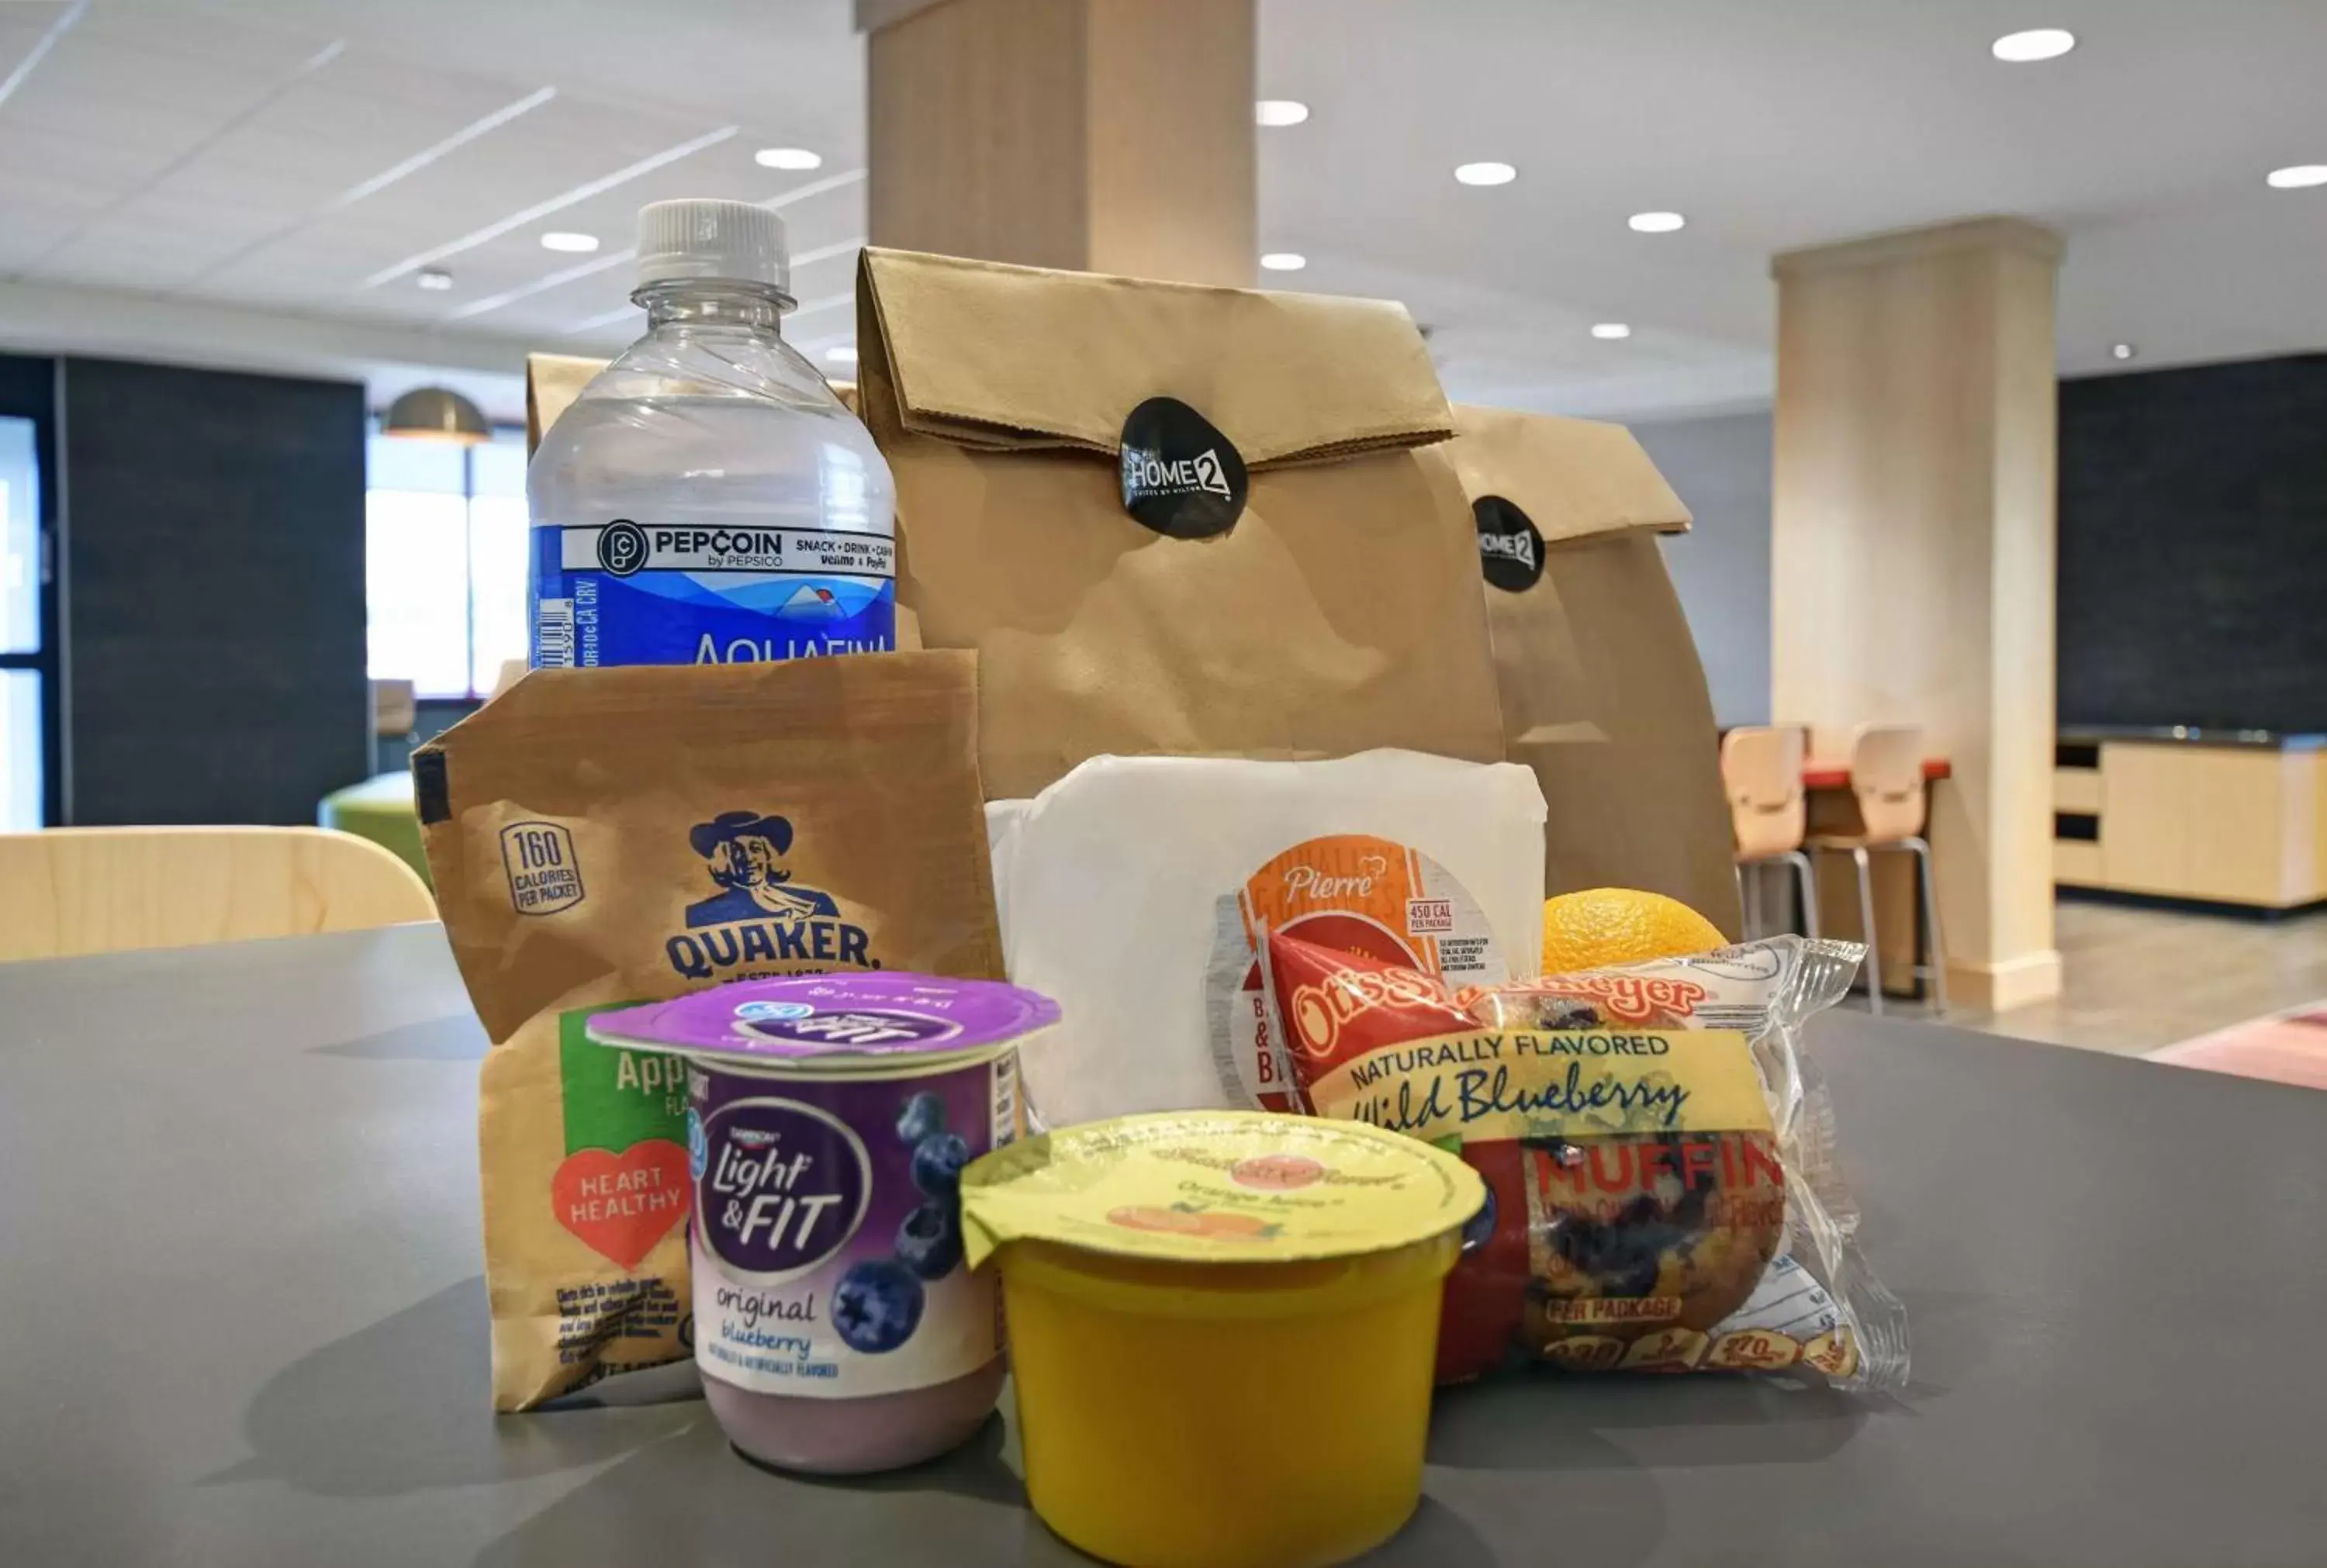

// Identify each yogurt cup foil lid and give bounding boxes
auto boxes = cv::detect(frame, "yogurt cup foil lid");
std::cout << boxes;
[586,973,1060,1066]
[959,1110,1485,1269]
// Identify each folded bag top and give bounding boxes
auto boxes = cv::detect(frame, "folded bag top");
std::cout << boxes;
[855,247,1507,800]
[1439,402,1692,548]
[857,247,1451,463]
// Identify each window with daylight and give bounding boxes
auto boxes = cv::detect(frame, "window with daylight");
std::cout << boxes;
[365,430,529,700]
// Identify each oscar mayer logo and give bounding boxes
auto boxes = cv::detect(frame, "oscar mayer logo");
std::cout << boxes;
[1543,973,1710,1024]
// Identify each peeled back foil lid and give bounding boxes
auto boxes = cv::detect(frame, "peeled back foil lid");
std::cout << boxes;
[959,1109,1484,1269]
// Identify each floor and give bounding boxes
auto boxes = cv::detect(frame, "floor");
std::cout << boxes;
[1843,895,2327,1059]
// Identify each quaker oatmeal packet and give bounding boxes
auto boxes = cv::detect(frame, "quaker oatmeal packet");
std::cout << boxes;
[416,652,1003,1410]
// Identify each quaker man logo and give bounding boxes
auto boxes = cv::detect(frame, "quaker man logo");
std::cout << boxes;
[666,810,876,980]
[685,811,838,927]
[1119,395,1248,540]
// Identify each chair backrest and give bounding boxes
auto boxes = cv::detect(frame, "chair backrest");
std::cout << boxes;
[373,679,418,738]
[0,827,437,964]
[1720,725,1807,859]
[1850,724,1928,842]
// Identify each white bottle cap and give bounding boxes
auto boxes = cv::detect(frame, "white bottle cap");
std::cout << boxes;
[634,199,791,299]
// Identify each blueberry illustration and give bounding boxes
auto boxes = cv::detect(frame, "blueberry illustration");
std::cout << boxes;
[911,1131,970,1196]
[829,1259,925,1353]
[897,1197,964,1280]
[897,1090,946,1146]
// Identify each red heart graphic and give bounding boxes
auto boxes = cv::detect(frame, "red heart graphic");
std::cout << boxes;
[552,1141,690,1269]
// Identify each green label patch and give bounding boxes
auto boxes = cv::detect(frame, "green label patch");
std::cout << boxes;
[560,1005,689,1155]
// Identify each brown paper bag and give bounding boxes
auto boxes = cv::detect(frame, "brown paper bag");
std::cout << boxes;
[415,652,1003,1409]
[1434,405,1742,935]
[854,247,1506,800]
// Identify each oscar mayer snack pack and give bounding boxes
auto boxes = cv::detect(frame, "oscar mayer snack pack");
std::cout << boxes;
[1262,928,1908,1390]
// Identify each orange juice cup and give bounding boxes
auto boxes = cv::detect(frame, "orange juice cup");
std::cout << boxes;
[961,1111,1485,1568]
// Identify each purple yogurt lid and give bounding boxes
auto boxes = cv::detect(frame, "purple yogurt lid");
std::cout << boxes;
[584,972,1061,1066]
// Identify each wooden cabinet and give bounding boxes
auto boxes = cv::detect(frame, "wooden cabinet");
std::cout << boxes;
[2090,742,2190,896]
[2053,739,2327,909]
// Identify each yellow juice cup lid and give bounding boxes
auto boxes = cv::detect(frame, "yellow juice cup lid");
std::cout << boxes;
[959,1110,1485,1269]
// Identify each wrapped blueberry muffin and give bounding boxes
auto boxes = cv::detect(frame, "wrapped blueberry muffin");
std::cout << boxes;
[1264,928,1905,1388]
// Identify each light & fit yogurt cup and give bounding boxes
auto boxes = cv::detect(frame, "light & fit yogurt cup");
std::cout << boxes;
[586,972,1056,1473]
[960,1110,1485,1568]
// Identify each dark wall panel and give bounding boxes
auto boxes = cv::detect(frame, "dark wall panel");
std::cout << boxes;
[63,357,368,824]
[2058,353,2327,734]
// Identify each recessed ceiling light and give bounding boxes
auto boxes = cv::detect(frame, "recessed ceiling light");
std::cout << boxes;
[1590,323,1632,340]
[755,147,823,171]
[1992,28,2075,63]
[1454,161,1517,187]
[1628,211,1686,233]
[2111,343,2138,361]
[540,231,600,253]
[1260,252,1307,271]
[825,345,858,364]
[416,268,454,291]
[2265,164,2327,189]
[1254,99,1309,127]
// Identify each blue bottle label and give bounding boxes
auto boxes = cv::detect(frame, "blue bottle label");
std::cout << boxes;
[534,521,895,667]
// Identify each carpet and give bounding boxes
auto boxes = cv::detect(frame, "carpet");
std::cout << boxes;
[2150,1004,2327,1092]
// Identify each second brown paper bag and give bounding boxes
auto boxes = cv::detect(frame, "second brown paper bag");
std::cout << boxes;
[1433,404,1742,934]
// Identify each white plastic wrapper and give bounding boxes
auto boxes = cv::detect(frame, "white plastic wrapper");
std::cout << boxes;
[987,750,1547,1128]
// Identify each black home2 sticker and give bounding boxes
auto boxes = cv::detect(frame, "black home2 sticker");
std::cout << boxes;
[1119,396,1248,539]
[1473,495,1545,592]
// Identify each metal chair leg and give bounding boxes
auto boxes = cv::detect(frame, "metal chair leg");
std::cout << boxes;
[1903,834,1948,1015]
[1851,845,1882,1015]
[1784,849,1820,940]
[1735,863,1755,940]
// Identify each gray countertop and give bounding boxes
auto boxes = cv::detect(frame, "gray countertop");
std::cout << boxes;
[2059,722,2327,751]
[5,924,2326,1566]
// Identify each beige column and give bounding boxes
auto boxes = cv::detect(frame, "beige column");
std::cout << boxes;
[1771,216,2064,1012]
[860,0,1256,287]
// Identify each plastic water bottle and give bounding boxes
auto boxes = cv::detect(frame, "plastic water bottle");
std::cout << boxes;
[528,198,894,669]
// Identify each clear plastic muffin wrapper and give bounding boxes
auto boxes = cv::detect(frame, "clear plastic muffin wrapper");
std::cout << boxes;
[1269,929,1910,1392]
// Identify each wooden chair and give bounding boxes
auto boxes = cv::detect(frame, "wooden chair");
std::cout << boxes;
[1806,724,1948,1015]
[0,827,437,963]
[1720,725,1818,941]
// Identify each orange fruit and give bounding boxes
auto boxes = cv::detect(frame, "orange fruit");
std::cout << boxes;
[1540,888,1726,976]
